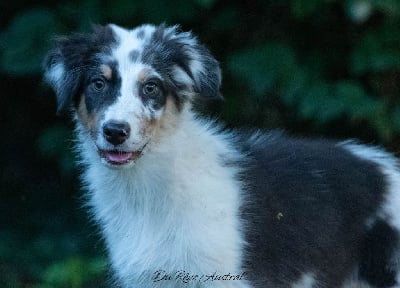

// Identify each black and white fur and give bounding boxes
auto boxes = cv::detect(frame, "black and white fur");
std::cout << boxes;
[44,23,400,288]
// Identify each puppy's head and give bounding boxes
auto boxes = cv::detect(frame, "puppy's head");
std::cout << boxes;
[44,24,221,167]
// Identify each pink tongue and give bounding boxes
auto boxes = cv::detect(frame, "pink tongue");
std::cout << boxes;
[104,151,133,163]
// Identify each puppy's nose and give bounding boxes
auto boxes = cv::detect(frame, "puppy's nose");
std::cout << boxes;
[103,121,131,145]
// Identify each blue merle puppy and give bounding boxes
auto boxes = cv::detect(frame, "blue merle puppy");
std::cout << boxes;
[44,23,400,288]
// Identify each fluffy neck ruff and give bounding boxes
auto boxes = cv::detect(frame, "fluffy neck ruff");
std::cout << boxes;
[77,108,249,288]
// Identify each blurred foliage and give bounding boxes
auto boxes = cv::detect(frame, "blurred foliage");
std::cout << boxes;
[1,0,400,287]
[34,257,107,288]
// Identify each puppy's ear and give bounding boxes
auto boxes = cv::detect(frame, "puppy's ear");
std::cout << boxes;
[176,30,222,100]
[183,40,222,100]
[44,26,115,114]
[44,46,81,115]
[43,32,96,114]
[146,25,222,100]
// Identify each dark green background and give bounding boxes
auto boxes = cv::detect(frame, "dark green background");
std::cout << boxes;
[1,0,400,287]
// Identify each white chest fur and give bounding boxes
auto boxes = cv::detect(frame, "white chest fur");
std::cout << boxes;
[79,116,250,288]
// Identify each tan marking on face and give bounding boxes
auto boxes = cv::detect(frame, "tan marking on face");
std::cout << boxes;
[138,68,150,83]
[160,96,180,130]
[77,94,89,123]
[146,96,180,143]
[135,96,180,150]
[76,94,98,135]
[100,64,112,80]
[139,114,159,138]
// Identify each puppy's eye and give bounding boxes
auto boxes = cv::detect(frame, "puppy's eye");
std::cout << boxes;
[92,78,106,91]
[142,81,159,96]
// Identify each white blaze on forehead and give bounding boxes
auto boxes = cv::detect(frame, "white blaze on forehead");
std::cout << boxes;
[100,25,167,147]
[109,24,156,70]
[106,25,158,120]
[103,63,146,120]
[101,62,163,147]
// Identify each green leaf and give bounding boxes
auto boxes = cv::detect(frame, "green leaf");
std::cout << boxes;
[351,26,400,74]
[334,81,378,117]
[280,66,310,105]
[40,257,106,288]
[345,0,374,23]
[332,80,394,140]
[228,43,296,97]
[295,80,383,125]
[371,0,400,16]
[370,113,395,141]
[298,82,345,123]
[0,8,62,75]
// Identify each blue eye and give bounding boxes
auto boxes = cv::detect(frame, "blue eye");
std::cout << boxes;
[92,78,106,91]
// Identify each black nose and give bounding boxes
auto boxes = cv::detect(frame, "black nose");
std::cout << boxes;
[103,121,131,145]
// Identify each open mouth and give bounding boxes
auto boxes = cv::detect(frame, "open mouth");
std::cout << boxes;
[98,149,143,165]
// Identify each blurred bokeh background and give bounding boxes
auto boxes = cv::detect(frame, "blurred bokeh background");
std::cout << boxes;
[1,0,400,287]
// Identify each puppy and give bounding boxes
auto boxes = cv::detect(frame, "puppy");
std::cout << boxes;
[44,23,400,288]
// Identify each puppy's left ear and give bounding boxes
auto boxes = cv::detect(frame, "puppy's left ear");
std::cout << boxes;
[186,42,222,100]
[166,27,222,100]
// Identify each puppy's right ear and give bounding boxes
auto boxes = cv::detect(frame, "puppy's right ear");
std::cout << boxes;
[44,49,81,115]
[43,36,85,115]
[44,26,115,114]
